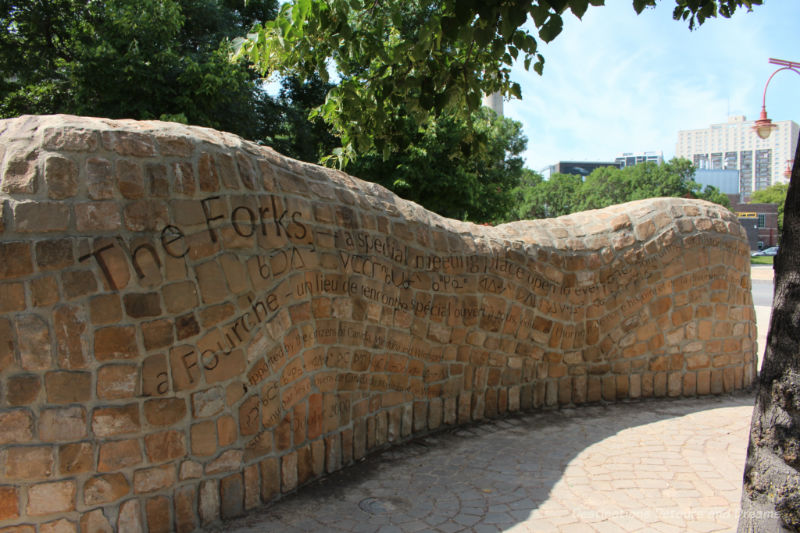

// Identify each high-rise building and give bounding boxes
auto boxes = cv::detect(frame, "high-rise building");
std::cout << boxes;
[615,151,664,168]
[482,92,503,116]
[675,115,799,198]
[541,161,619,179]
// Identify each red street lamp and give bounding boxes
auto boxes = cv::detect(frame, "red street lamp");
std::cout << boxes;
[754,58,800,140]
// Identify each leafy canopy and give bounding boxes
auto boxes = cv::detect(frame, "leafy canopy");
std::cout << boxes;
[750,182,789,232]
[348,107,528,223]
[509,159,730,221]
[233,0,763,162]
[0,0,277,139]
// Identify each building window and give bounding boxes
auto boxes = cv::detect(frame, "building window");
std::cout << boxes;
[758,214,766,228]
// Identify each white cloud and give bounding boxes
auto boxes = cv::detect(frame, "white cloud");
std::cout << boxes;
[506,0,800,171]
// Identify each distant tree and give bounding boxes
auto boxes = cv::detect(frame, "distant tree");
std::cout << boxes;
[347,107,528,224]
[750,182,789,232]
[508,159,729,223]
[0,0,277,139]
[579,159,730,212]
[510,171,584,220]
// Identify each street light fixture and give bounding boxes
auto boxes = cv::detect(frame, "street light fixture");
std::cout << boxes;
[754,58,800,140]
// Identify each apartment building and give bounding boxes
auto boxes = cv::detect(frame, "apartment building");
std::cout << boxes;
[615,151,664,168]
[675,115,798,198]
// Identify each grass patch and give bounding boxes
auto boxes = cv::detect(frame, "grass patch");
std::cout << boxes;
[751,256,774,265]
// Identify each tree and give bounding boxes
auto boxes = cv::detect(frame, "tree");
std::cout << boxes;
[579,159,730,211]
[751,182,789,233]
[510,171,583,220]
[347,107,528,223]
[738,136,800,532]
[234,0,763,162]
[508,159,730,222]
[260,74,340,163]
[0,0,277,140]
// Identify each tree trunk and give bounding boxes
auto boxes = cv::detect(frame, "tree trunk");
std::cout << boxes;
[739,134,800,532]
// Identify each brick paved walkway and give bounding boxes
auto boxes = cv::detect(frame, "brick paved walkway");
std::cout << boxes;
[217,394,754,533]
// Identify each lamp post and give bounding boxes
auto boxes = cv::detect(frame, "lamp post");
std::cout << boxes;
[753,58,800,140]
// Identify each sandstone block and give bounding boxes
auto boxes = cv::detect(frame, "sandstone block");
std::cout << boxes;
[3,446,54,480]
[45,371,92,404]
[124,200,169,232]
[220,473,244,520]
[40,518,77,533]
[26,480,75,516]
[35,239,73,270]
[141,319,174,352]
[61,270,97,300]
[58,442,94,476]
[134,464,175,494]
[162,281,198,314]
[143,398,186,427]
[91,404,140,438]
[259,457,279,503]
[94,326,138,361]
[144,430,186,464]
[2,150,39,194]
[31,275,59,307]
[16,314,52,370]
[43,127,99,152]
[45,155,78,199]
[84,474,131,506]
[96,364,138,400]
[39,407,87,442]
[117,499,145,533]
[116,160,146,199]
[190,420,217,456]
[98,439,142,472]
[7,374,41,405]
[0,241,33,279]
[123,292,162,319]
[198,480,219,526]
[145,496,172,533]
[174,485,197,533]
[54,305,88,369]
[0,282,25,313]
[281,452,298,493]
[14,202,70,233]
[0,486,19,521]
[102,131,156,157]
[80,509,113,533]
[206,450,244,475]
[86,157,113,199]
[90,294,122,325]
[75,202,122,232]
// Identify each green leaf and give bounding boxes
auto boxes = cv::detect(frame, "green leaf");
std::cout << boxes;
[441,16,460,38]
[530,4,550,26]
[570,0,589,18]
[539,16,563,42]
[533,54,545,75]
[632,0,655,13]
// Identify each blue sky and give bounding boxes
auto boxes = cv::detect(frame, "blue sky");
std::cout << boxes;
[504,0,800,171]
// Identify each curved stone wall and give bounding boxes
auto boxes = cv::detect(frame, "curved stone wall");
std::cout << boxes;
[0,115,756,532]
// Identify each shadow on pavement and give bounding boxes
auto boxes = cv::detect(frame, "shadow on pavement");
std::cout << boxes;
[214,392,756,533]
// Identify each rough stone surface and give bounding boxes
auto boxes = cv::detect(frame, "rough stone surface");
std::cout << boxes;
[0,115,757,531]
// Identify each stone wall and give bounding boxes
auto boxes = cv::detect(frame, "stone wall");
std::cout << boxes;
[0,115,757,532]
